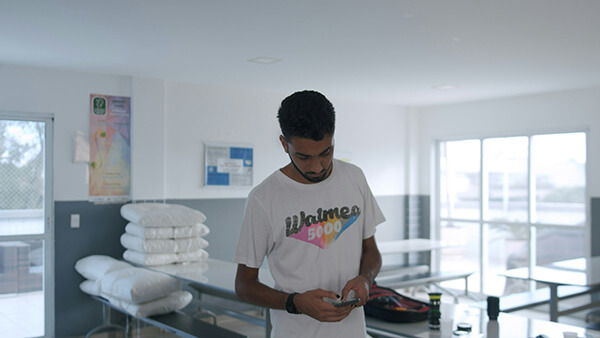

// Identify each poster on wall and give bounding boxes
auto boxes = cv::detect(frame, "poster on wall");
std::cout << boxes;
[204,143,253,187]
[89,94,131,202]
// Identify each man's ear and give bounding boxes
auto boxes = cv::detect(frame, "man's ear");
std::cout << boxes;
[279,135,289,154]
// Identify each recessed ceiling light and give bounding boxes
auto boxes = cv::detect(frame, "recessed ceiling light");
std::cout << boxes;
[248,57,282,65]
[432,84,460,91]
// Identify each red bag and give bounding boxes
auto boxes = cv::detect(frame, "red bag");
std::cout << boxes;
[364,283,430,322]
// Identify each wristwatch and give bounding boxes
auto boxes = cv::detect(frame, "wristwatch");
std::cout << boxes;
[286,292,300,314]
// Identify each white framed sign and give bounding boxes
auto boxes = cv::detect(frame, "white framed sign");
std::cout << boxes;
[204,143,253,187]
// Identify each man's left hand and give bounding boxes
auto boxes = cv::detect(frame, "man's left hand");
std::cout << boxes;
[341,275,371,307]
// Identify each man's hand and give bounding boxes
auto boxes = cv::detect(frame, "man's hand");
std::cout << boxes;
[341,275,371,307]
[294,289,355,322]
[340,236,380,307]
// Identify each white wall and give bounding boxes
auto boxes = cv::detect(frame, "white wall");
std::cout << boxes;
[5,63,598,203]
[162,82,408,199]
[415,87,600,197]
[130,77,166,200]
[0,65,131,201]
[0,65,408,201]
[163,82,284,199]
[335,100,408,196]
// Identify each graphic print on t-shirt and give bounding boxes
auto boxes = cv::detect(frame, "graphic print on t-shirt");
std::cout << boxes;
[285,205,360,249]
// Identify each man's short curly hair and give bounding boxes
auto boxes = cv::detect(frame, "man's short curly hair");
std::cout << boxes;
[277,90,335,141]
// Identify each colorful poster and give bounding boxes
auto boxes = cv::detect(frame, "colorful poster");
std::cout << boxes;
[205,143,253,187]
[89,94,131,202]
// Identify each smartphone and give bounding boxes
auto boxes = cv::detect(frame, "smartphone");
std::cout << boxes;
[334,298,360,307]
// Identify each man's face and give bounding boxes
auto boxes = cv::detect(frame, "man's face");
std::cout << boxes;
[280,134,334,183]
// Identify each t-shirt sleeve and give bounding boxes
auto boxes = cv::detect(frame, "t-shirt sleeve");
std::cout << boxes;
[233,194,272,268]
[360,171,386,239]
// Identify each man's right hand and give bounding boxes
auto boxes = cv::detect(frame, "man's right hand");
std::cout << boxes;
[294,289,355,322]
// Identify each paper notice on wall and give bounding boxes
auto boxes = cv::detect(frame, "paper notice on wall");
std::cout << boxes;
[73,130,90,163]
[204,143,253,187]
[89,94,131,203]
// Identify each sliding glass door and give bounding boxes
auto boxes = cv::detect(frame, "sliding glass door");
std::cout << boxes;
[0,112,54,337]
[436,131,586,295]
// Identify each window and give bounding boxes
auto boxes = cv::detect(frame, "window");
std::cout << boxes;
[0,114,54,337]
[437,132,586,295]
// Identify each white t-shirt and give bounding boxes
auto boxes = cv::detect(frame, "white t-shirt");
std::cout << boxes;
[234,159,386,338]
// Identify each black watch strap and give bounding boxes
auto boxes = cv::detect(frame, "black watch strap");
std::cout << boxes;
[286,292,300,314]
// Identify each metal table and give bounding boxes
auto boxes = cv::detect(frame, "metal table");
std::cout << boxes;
[500,257,600,322]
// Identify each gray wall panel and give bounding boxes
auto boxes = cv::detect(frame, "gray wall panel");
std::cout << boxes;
[593,197,600,257]
[167,198,248,261]
[55,201,127,337]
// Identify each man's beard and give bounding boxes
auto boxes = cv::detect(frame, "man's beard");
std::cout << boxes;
[288,154,333,183]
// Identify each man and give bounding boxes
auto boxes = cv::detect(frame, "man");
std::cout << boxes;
[234,90,385,337]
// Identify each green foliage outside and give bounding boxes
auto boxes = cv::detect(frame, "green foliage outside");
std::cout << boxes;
[0,121,44,210]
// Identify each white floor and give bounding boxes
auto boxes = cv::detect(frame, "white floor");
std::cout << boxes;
[0,291,44,338]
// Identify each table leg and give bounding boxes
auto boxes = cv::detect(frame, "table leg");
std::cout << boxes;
[463,276,480,302]
[431,283,459,303]
[265,308,271,338]
[549,284,559,322]
[85,302,126,338]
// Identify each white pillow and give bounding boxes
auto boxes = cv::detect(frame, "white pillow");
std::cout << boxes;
[120,233,177,253]
[75,255,132,280]
[105,290,193,317]
[174,237,209,253]
[153,260,209,277]
[120,203,207,227]
[177,249,209,263]
[125,222,173,239]
[123,250,178,266]
[99,267,181,304]
[79,279,101,296]
[173,223,210,238]
[126,222,210,239]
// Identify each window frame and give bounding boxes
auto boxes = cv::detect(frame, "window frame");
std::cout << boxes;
[0,111,55,336]
[433,128,589,294]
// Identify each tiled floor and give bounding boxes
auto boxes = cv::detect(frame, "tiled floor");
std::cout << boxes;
[0,291,44,338]
[1,289,598,338]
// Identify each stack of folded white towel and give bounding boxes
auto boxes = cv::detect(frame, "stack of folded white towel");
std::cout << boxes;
[119,203,210,266]
[75,255,193,317]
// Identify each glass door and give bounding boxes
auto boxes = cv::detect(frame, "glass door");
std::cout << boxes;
[0,112,53,337]
[436,132,586,296]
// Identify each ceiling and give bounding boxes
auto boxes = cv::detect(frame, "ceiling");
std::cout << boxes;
[2,0,600,106]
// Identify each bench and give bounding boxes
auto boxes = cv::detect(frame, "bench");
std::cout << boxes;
[501,286,594,312]
[88,295,246,338]
[378,264,430,276]
[375,269,476,303]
